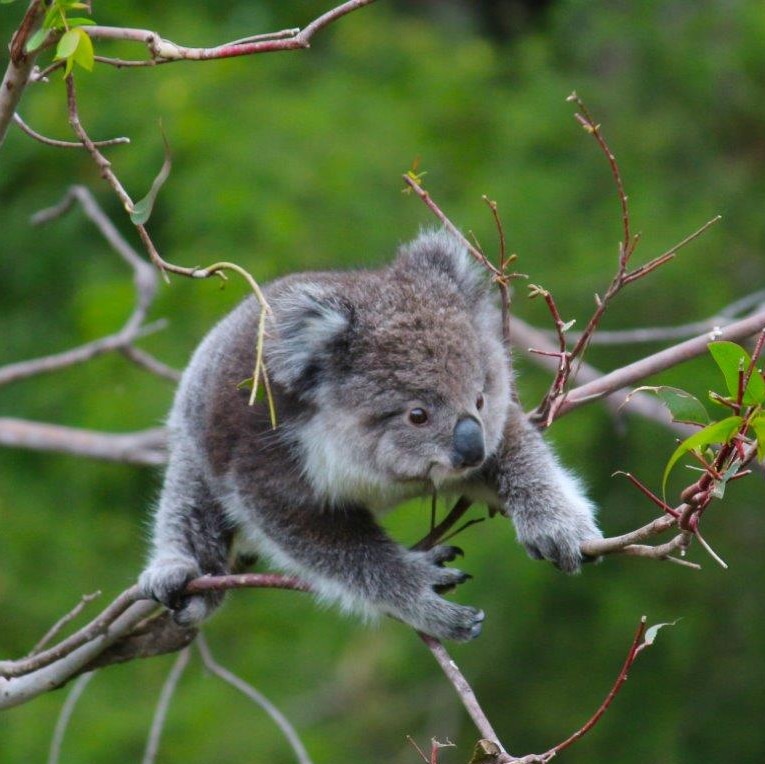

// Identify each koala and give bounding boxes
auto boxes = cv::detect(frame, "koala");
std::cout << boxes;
[139,230,602,642]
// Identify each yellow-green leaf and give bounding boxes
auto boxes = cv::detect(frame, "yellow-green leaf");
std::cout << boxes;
[55,28,80,60]
[752,414,765,462]
[662,415,743,495]
[708,341,765,406]
[25,28,48,52]
[72,27,93,71]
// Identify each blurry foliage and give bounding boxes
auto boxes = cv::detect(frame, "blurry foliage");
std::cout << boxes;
[1,1,765,762]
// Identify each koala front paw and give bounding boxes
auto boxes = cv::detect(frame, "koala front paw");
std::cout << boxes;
[139,557,220,626]
[516,513,602,574]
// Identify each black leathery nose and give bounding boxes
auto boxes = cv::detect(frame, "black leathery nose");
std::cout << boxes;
[452,416,485,468]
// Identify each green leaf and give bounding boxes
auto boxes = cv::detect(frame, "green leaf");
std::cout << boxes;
[129,127,172,225]
[751,414,765,462]
[55,28,80,60]
[43,4,63,29]
[708,341,765,406]
[628,385,709,426]
[25,28,48,52]
[0,1,20,6]
[662,415,743,495]
[67,17,96,26]
[71,27,93,71]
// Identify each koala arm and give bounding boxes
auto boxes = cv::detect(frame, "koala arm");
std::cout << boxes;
[139,448,233,625]
[479,402,602,572]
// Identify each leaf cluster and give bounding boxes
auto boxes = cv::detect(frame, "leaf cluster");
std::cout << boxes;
[658,341,765,495]
[25,0,95,76]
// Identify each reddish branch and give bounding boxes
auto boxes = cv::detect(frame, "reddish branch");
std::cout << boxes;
[543,617,649,759]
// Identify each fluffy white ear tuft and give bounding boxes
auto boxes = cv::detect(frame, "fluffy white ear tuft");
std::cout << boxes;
[265,282,351,395]
[394,228,488,301]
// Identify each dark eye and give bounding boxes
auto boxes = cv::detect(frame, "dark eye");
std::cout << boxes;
[408,407,429,425]
[476,393,485,411]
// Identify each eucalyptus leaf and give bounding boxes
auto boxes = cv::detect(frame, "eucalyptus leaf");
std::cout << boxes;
[751,414,765,462]
[662,415,743,495]
[708,341,765,405]
[71,27,93,71]
[643,619,679,647]
[629,385,709,426]
[55,28,80,60]
[25,28,48,52]
[129,128,172,225]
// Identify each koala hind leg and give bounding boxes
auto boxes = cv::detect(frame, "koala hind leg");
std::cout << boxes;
[139,452,233,625]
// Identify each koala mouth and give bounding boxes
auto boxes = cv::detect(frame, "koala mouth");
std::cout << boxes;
[427,461,482,487]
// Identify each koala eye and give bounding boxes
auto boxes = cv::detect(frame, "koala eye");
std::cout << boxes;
[476,393,485,411]
[408,407,429,426]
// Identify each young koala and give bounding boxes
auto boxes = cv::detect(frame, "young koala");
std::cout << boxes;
[139,230,602,642]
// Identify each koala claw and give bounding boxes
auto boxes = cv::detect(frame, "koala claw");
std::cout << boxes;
[425,545,464,566]
[433,571,472,594]
[446,604,485,642]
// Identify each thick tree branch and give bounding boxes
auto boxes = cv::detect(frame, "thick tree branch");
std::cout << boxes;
[0,0,45,148]
[0,419,167,465]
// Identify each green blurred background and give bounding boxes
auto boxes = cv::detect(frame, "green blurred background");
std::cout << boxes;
[1,1,764,761]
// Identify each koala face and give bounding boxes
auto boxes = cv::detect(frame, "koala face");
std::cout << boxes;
[266,231,511,505]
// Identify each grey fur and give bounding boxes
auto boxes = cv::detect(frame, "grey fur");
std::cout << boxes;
[139,230,602,642]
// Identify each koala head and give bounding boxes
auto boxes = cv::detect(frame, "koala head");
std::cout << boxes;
[265,230,512,503]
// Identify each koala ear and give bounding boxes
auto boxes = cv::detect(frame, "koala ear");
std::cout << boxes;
[394,228,489,302]
[265,282,352,395]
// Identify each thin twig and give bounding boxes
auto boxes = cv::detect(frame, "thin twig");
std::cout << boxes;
[544,617,648,757]
[141,647,192,764]
[412,497,473,551]
[418,633,507,756]
[0,586,145,680]
[13,112,129,148]
[196,634,313,764]
[76,1,376,64]
[120,345,182,383]
[0,185,161,388]
[47,672,95,764]
[29,592,102,656]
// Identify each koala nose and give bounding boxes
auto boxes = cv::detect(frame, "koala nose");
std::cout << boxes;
[452,416,485,469]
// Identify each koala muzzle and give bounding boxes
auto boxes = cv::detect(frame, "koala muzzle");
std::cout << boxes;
[451,416,485,469]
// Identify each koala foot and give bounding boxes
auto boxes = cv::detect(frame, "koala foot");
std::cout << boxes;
[138,557,222,626]
[395,545,484,642]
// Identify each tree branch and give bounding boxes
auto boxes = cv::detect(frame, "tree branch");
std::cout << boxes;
[0,0,45,148]
[0,419,167,465]
[196,635,314,764]
[558,308,765,417]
